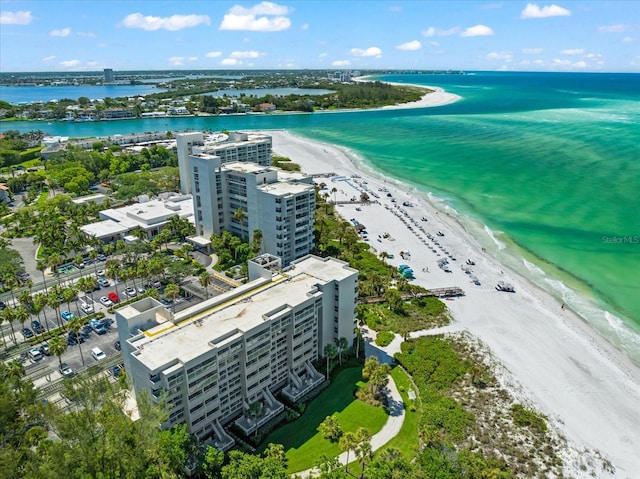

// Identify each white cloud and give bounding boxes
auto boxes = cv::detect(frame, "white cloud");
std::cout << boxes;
[86,61,98,67]
[0,10,33,25]
[486,51,513,61]
[42,56,56,62]
[521,3,571,19]
[220,2,291,31]
[396,40,422,51]
[121,13,210,31]
[553,58,587,68]
[422,26,459,37]
[189,56,198,61]
[598,24,628,33]
[60,59,81,67]
[623,37,637,43]
[561,48,584,55]
[300,23,309,30]
[585,53,602,59]
[169,56,185,66]
[351,47,382,58]
[76,31,95,38]
[522,47,543,54]
[319,52,327,58]
[221,58,240,66]
[481,2,504,9]
[332,60,351,67]
[461,25,494,37]
[51,28,72,37]
[206,51,222,58]
[230,50,263,58]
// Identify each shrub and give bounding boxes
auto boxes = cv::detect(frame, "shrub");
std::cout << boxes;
[375,330,395,347]
[510,404,547,433]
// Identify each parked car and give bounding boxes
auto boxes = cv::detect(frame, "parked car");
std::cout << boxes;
[27,348,42,361]
[114,340,121,351]
[61,310,75,321]
[125,287,137,298]
[97,253,106,261]
[80,303,94,314]
[31,320,45,334]
[97,277,110,288]
[96,269,106,277]
[68,331,84,344]
[111,365,122,377]
[136,286,146,295]
[91,347,106,361]
[59,362,74,377]
[39,343,50,356]
[0,301,6,310]
[90,318,107,335]
[108,292,120,303]
[22,327,34,339]
[99,296,113,307]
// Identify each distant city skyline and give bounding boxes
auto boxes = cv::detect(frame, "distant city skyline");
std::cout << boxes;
[1,1,639,73]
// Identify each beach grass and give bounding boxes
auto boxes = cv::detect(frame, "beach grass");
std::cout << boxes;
[257,367,388,473]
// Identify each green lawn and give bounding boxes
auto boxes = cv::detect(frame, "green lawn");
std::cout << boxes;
[258,367,389,473]
[378,366,421,456]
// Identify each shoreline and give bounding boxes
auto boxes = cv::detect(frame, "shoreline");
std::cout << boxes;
[264,128,640,476]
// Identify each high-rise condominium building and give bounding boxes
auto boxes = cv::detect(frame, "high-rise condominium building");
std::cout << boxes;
[104,68,114,83]
[116,254,358,449]
[176,131,272,195]
[177,131,315,266]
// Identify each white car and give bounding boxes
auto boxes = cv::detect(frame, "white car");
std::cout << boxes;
[80,303,94,314]
[96,269,106,277]
[91,347,106,361]
[99,296,113,307]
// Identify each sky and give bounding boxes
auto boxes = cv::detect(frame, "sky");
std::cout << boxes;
[1,1,639,73]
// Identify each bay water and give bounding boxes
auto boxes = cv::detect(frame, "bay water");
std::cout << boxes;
[2,71,639,363]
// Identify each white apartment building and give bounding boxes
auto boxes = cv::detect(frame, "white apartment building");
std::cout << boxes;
[189,158,315,265]
[176,131,272,195]
[116,254,358,449]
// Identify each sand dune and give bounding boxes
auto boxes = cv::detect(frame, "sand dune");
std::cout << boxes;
[265,129,640,477]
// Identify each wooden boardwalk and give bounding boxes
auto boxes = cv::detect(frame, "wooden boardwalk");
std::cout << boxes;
[360,286,465,304]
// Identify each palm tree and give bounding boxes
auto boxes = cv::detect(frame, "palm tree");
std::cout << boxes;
[234,207,247,240]
[33,292,49,332]
[337,337,349,365]
[354,325,362,359]
[1,308,17,344]
[164,283,180,314]
[62,285,77,313]
[49,335,67,369]
[47,254,63,286]
[14,307,29,339]
[198,272,212,299]
[323,343,337,380]
[47,290,63,329]
[68,317,86,366]
[338,431,358,473]
[36,260,50,294]
[250,229,263,255]
[355,427,373,478]
[331,187,338,204]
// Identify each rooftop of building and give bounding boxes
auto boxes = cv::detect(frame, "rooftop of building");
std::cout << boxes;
[81,193,194,237]
[125,255,356,371]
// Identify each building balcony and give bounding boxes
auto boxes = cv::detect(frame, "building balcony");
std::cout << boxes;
[234,388,284,437]
[281,361,325,402]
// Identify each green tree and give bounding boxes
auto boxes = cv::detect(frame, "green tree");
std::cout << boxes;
[164,283,180,314]
[320,414,343,442]
[337,336,349,365]
[198,271,212,299]
[338,431,358,473]
[324,343,338,380]
[49,335,67,368]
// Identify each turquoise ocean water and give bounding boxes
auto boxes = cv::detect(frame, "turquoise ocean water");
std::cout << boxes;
[3,72,639,363]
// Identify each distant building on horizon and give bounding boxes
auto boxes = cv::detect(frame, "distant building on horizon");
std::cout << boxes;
[104,68,114,83]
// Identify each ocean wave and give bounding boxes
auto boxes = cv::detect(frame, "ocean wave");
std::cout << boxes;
[484,225,506,250]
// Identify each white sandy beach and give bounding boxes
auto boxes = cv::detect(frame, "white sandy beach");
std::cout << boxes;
[265,129,640,478]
